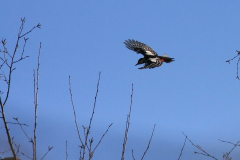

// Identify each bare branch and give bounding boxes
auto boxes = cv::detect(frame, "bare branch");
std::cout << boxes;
[226,50,240,80]
[66,141,68,160]
[218,139,240,160]
[92,123,113,153]
[178,135,187,160]
[13,117,31,141]
[0,89,17,159]
[1,148,11,155]
[13,37,29,64]
[12,137,20,155]
[40,146,53,160]
[141,124,156,160]
[0,18,40,160]
[83,71,101,159]
[20,23,41,38]
[131,150,136,160]
[182,132,218,160]
[69,76,84,145]
[33,42,41,160]
[121,84,133,160]
[89,138,94,160]
[21,152,32,159]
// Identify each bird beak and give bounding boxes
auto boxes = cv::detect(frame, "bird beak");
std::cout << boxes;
[135,63,139,66]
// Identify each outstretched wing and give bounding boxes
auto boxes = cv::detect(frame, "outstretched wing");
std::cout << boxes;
[124,39,158,57]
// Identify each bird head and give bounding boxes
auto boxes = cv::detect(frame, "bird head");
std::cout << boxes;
[135,58,145,66]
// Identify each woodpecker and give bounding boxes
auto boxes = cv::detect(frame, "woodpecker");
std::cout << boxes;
[124,39,175,69]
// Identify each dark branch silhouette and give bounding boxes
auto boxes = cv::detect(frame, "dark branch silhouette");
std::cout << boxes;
[182,133,218,160]
[141,124,156,160]
[178,134,187,160]
[218,139,240,160]
[226,50,240,79]
[121,84,133,160]
[0,17,40,160]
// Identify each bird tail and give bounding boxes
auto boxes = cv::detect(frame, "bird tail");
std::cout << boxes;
[159,53,175,63]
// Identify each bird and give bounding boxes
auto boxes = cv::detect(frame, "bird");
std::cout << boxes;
[124,39,175,69]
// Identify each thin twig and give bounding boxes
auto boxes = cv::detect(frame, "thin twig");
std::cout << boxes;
[13,37,29,64]
[69,76,84,145]
[178,135,187,160]
[92,123,113,153]
[237,58,240,80]
[141,124,156,160]
[12,117,31,141]
[20,23,41,38]
[21,152,32,159]
[66,141,68,160]
[40,146,53,160]
[226,50,240,80]
[1,148,11,154]
[12,137,20,155]
[89,138,94,160]
[131,150,136,160]
[121,84,133,160]
[182,132,218,160]
[33,42,41,160]
[219,139,240,159]
[83,72,101,159]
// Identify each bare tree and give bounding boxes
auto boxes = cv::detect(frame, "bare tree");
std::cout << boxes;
[69,72,112,160]
[0,18,52,160]
[0,18,40,160]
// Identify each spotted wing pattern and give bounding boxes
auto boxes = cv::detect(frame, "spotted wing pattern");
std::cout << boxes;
[138,57,163,69]
[124,39,158,57]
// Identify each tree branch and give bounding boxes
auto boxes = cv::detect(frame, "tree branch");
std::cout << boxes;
[141,124,156,160]
[121,84,133,160]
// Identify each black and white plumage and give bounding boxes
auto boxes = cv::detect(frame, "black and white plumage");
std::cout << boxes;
[124,39,175,69]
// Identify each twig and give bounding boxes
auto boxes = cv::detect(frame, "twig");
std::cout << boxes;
[12,137,20,155]
[182,132,218,160]
[20,23,41,38]
[0,18,40,160]
[237,58,240,80]
[218,139,240,159]
[83,71,101,159]
[89,138,94,160]
[12,117,31,141]
[40,146,53,160]
[69,76,84,145]
[131,150,136,160]
[1,148,11,154]
[226,50,240,80]
[33,42,41,160]
[21,152,32,159]
[66,141,68,160]
[13,37,29,64]
[92,123,113,153]
[121,84,133,160]
[178,135,187,160]
[141,124,156,160]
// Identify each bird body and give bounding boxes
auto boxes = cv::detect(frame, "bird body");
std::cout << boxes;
[124,39,175,69]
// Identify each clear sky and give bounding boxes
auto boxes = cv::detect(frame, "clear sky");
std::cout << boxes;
[1,1,240,160]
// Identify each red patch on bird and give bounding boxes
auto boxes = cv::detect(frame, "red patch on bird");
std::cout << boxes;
[159,58,165,62]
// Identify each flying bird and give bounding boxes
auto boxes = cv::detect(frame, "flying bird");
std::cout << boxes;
[124,39,175,69]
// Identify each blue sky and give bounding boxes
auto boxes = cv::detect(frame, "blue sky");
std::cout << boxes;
[1,1,240,160]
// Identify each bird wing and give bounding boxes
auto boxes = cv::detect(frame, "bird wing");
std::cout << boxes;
[124,39,158,57]
[138,58,163,69]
